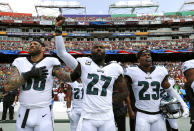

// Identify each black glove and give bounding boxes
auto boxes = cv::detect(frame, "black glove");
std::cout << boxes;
[56,15,65,22]
[55,15,65,36]
[22,66,48,81]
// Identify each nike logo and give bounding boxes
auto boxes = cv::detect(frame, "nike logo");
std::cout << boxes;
[42,114,47,118]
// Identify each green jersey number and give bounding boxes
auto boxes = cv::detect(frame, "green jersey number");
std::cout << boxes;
[138,81,160,100]
[87,73,112,96]
[22,78,46,91]
[74,88,84,99]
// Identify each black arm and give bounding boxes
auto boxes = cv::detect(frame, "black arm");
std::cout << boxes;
[113,75,128,104]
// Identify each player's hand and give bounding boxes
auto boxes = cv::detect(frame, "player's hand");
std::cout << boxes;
[22,66,48,80]
[55,15,65,26]
[66,108,72,120]
[182,106,189,118]
[30,66,48,79]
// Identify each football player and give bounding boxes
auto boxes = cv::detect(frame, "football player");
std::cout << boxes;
[54,16,128,131]
[5,40,71,131]
[124,49,189,131]
[182,59,194,131]
[66,78,83,131]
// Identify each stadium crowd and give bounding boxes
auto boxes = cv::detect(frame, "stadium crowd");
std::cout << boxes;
[61,39,193,51]
[0,38,193,52]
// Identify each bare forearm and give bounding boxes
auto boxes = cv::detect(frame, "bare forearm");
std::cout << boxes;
[66,85,72,108]
[14,96,18,102]
[53,66,72,82]
[127,95,134,113]
[66,99,71,108]
[113,76,128,103]
[113,91,128,104]
[5,76,24,91]
[56,72,72,82]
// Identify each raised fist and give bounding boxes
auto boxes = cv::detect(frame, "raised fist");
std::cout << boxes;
[55,15,65,26]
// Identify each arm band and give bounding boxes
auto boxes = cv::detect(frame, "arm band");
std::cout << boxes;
[55,26,62,36]
[55,36,78,70]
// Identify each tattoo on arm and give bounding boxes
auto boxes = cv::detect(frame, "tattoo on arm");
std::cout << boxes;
[113,75,128,104]
[52,66,72,82]
[5,66,24,91]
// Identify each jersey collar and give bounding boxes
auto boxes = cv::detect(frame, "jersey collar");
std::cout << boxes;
[27,56,46,65]
[138,65,156,74]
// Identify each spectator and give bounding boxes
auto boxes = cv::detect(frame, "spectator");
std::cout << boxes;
[57,88,66,102]
[179,85,186,100]
[174,80,180,93]
[1,88,17,120]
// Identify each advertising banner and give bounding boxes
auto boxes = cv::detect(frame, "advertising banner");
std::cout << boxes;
[77,21,89,25]
[14,20,22,23]
[113,21,126,25]
[40,20,52,25]
[126,21,138,25]
[68,33,91,36]
[112,33,134,36]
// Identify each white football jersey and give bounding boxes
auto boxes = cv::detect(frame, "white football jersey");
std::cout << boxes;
[12,57,60,108]
[124,65,168,112]
[67,81,83,108]
[77,57,123,119]
[182,59,194,73]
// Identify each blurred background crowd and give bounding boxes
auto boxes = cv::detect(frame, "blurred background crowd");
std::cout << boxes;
[0,39,193,52]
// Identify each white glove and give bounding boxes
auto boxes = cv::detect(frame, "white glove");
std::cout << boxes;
[66,108,72,120]
[182,106,189,118]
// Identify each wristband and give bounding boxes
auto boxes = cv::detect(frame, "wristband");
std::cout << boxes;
[55,26,62,36]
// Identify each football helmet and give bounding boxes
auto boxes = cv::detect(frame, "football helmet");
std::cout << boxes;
[160,95,183,119]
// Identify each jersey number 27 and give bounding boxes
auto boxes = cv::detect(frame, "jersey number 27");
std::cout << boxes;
[87,73,112,96]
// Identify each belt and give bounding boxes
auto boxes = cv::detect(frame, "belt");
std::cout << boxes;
[136,107,161,115]
[21,109,30,128]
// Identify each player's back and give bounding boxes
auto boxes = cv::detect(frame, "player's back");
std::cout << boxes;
[12,57,60,108]
[77,57,123,120]
[125,65,168,112]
